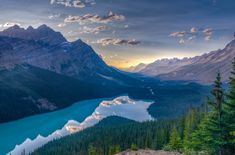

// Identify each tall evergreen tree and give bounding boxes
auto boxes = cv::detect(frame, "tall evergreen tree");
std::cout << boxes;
[191,72,227,155]
[168,127,182,151]
[183,108,200,153]
[88,144,97,155]
[224,57,235,153]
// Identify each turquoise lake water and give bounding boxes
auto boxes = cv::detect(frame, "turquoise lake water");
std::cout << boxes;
[0,98,111,155]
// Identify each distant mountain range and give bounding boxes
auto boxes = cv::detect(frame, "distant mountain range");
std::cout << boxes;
[128,40,235,83]
[126,63,148,72]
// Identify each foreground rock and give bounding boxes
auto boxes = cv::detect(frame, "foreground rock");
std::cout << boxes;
[116,149,181,155]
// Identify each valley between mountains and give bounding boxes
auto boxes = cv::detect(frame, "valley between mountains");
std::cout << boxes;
[0,25,234,155]
[0,25,211,123]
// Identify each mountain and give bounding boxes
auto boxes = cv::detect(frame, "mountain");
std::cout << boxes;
[0,24,66,45]
[126,63,147,72]
[159,40,235,83]
[138,57,198,76]
[0,25,138,86]
[133,40,235,84]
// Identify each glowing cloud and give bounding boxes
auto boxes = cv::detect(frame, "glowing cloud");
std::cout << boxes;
[94,38,141,46]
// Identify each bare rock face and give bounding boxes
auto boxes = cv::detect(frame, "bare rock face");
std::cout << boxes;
[116,149,181,155]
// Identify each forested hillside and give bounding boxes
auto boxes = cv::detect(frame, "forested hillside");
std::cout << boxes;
[0,64,126,122]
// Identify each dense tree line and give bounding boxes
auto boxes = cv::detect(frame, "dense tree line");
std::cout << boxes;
[33,116,183,155]
[33,59,235,155]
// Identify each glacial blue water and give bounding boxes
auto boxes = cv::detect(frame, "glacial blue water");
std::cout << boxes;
[0,98,111,155]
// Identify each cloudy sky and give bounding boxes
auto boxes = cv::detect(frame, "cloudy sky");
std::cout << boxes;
[0,0,235,68]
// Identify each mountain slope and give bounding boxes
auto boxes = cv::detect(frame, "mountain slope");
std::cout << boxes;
[138,58,197,76]
[0,65,127,123]
[0,25,139,86]
[0,25,145,123]
[159,40,235,83]
[126,63,147,72]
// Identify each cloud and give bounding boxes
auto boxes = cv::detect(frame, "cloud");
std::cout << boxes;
[48,14,61,19]
[124,25,129,28]
[203,28,213,36]
[93,38,141,46]
[169,31,186,37]
[179,39,185,44]
[50,0,95,8]
[170,27,197,38]
[204,35,211,41]
[50,0,55,4]
[190,27,197,33]
[85,0,96,5]
[170,27,214,44]
[78,26,107,34]
[57,23,66,27]
[188,36,196,41]
[203,28,213,41]
[64,11,125,24]
[73,0,86,8]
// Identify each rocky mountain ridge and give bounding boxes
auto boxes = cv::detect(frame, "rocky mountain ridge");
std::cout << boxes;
[159,40,235,83]
[0,25,135,85]
[129,39,235,83]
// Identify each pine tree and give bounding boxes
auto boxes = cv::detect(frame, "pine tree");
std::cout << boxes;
[183,108,200,153]
[168,127,182,151]
[114,145,121,154]
[191,72,227,155]
[131,143,138,151]
[223,57,235,153]
[88,144,97,155]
